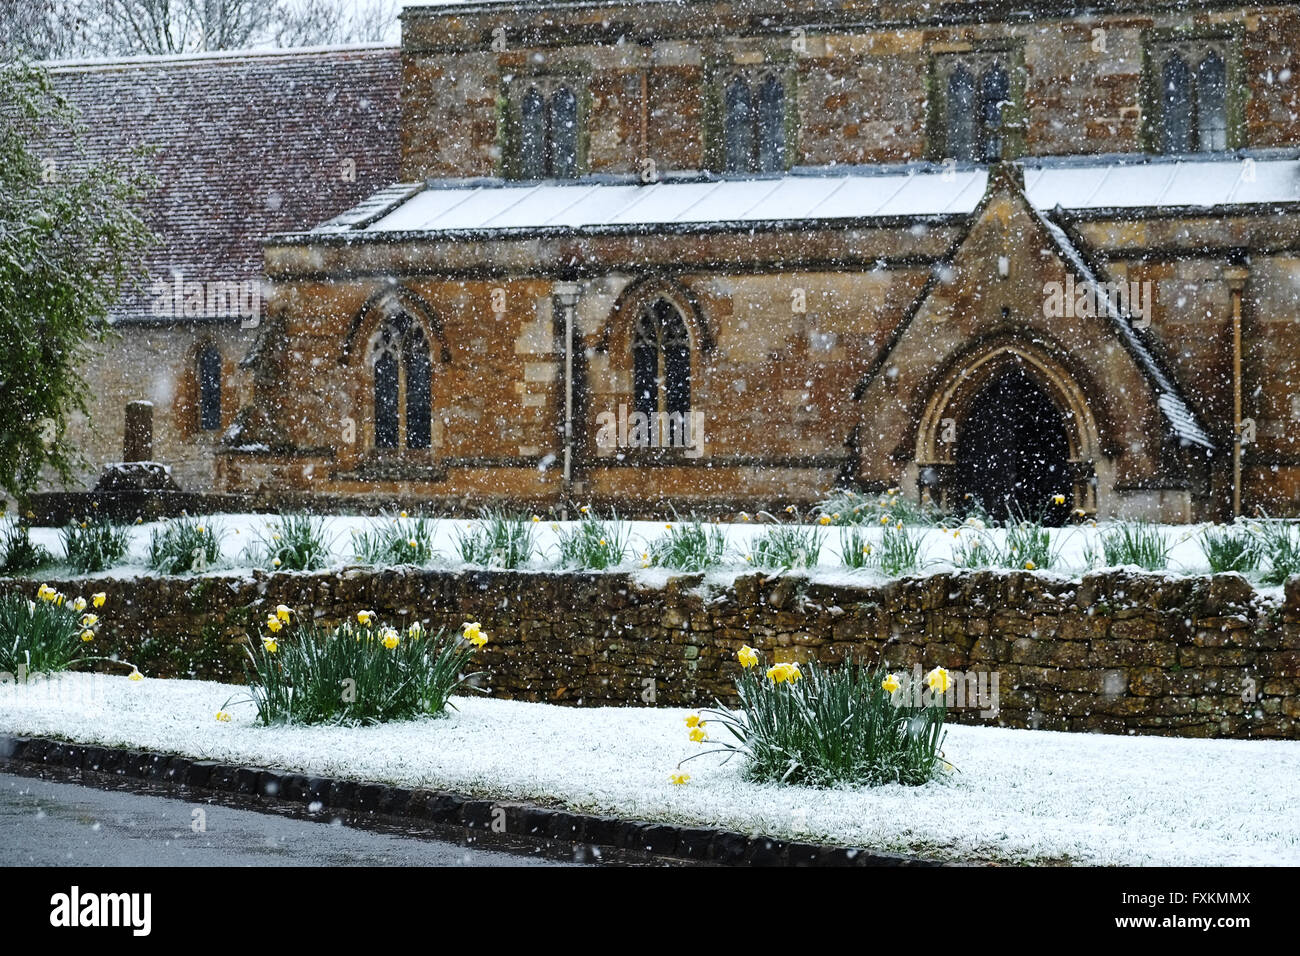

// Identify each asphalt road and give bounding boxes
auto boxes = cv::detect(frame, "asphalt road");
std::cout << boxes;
[0,773,581,867]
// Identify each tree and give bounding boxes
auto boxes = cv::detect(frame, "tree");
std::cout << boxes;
[1,0,401,59]
[0,62,154,503]
[0,0,93,60]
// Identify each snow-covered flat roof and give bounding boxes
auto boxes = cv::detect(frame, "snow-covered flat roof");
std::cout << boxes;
[326,168,989,236]
[308,155,1300,240]
[1025,156,1300,211]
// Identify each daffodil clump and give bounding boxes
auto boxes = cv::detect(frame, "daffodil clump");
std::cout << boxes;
[147,514,225,575]
[453,508,536,569]
[351,513,438,567]
[747,524,823,570]
[246,514,333,572]
[812,488,946,528]
[644,516,727,572]
[554,508,630,570]
[60,515,131,574]
[0,521,54,575]
[0,586,109,677]
[239,607,487,726]
[679,646,951,788]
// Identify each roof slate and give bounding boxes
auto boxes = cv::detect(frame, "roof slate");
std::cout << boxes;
[48,46,402,323]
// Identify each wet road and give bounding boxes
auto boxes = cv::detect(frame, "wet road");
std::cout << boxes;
[0,773,580,867]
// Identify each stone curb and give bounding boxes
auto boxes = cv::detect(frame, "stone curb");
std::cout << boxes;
[0,734,943,867]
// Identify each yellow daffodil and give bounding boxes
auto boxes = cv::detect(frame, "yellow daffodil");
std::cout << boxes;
[785,505,795,514]
[197,525,206,534]
[357,610,374,626]
[737,645,759,668]
[92,592,106,608]
[598,538,606,546]
[272,558,282,568]
[532,515,540,522]
[80,613,98,627]
[685,714,704,728]
[266,616,283,633]
[408,538,418,548]
[818,515,831,526]
[664,523,672,530]
[400,511,408,518]
[766,662,802,684]
[262,636,279,654]
[215,711,232,722]
[926,666,952,695]
[880,515,890,525]
[276,604,291,623]
[408,621,424,639]
[380,628,400,650]
[37,584,56,602]
[882,673,901,694]
[1052,494,1066,506]
[1024,560,1037,570]
[740,512,750,522]
[462,621,487,647]
[73,597,87,612]
[80,630,94,643]
[127,670,144,681]
[688,726,708,743]
[670,771,690,785]
[580,505,589,514]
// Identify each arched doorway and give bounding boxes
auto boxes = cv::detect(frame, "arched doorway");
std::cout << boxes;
[954,364,1072,524]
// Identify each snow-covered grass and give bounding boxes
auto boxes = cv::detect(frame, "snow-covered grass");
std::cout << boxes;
[9,512,1291,591]
[2,671,1298,866]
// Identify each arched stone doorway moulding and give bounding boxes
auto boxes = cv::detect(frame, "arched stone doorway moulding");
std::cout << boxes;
[913,338,1103,515]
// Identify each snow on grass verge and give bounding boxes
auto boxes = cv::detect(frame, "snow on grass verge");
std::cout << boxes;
[3,672,1298,866]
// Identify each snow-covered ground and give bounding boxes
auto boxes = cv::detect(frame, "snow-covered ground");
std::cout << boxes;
[14,513,1284,592]
[2,672,1297,866]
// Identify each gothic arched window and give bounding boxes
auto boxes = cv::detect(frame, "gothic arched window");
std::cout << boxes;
[1160,54,1194,153]
[197,344,221,431]
[1196,51,1228,151]
[723,76,754,173]
[519,86,547,179]
[372,312,433,451]
[946,64,977,162]
[757,74,786,173]
[979,62,1009,162]
[632,298,692,447]
[550,86,579,178]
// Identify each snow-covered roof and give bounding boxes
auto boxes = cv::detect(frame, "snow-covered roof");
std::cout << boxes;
[1035,212,1215,450]
[314,167,990,237]
[306,155,1300,240]
[1025,155,1300,211]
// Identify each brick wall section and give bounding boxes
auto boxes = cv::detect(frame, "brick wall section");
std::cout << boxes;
[4,569,1297,739]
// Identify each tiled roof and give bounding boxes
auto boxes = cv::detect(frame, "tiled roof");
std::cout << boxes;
[47,45,401,323]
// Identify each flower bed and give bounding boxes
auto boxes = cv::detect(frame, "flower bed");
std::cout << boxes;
[2,670,1298,866]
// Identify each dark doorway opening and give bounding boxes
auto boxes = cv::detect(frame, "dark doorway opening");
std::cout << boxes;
[954,365,1071,525]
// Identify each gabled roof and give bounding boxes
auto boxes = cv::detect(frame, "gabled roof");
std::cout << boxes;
[848,163,1216,453]
[47,45,402,323]
[292,153,1300,242]
[1036,210,1214,449]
